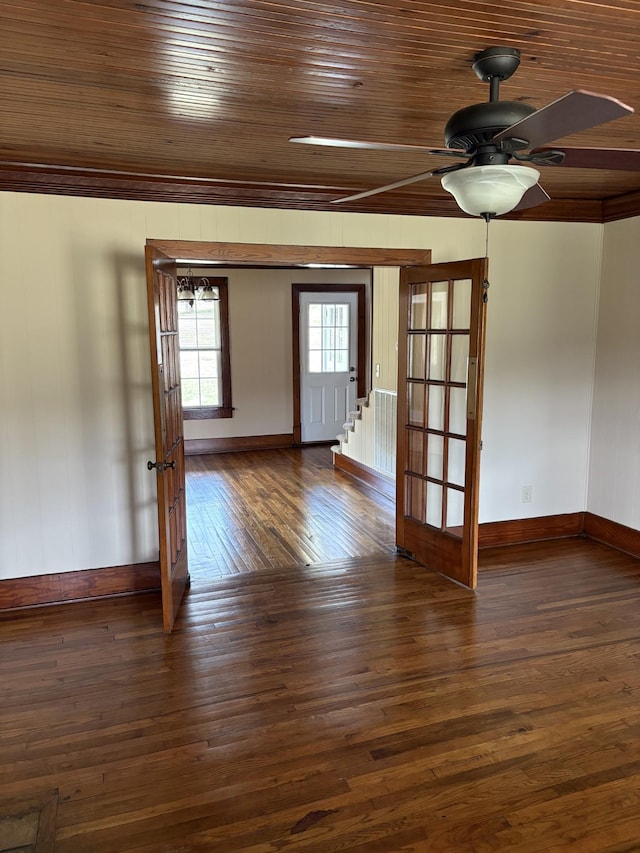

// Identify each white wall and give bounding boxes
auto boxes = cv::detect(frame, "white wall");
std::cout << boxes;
[479,220,602,522]
[341,220,604,520]
[0,195,159,579]
[340,266,399,472]
[372,266,400,394]
[588,216,640,528]
[0,191,603,579]
[182,267,371,440]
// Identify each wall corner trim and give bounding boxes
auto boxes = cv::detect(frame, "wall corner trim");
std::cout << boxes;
[583,512,640,560]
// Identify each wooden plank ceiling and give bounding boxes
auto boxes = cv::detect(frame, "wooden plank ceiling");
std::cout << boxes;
[2,1,640,221]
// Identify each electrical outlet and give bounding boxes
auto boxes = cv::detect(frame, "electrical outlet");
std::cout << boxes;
[521,485,533,503]
[375,363,381,378]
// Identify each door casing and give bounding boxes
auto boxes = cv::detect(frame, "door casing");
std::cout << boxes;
[292,283,367,445]
[144,240,448,629]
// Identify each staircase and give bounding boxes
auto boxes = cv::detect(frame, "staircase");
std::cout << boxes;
[333,396,368,453]
[332,390,397,498]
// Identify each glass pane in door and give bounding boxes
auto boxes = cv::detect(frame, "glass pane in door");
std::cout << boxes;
[446,488,465,531]
[447,438,466,487]
[428,385,445,431]
[409,334,426,379]
[410,284,428,329]
[408,382,425,427]
[407,430,425,475]
[429,282,448,329]
[426,433,444,480]
[449,387,467,436]
[428,335,447,381]
[450,335,469,383]
[426,481,443,528]
[308,302,350,374]
[452,279,472,329]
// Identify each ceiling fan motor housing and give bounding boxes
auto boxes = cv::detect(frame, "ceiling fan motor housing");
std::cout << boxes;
[444,101,538,152]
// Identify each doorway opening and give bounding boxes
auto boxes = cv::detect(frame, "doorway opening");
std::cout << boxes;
[185,445,396,578]
[292,281,368,444]
[148,241,495,631]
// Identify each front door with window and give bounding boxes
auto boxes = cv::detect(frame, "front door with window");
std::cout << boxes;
[299,291,358,442]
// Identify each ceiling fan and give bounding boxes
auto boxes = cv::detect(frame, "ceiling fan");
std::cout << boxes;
[290,47,640,219]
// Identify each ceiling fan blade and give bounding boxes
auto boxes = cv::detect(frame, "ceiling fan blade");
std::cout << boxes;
[493,90,633,149]
[331,169,439,204]
[289,136,466,156]
[512,183,551,212]
[532,146,640,170]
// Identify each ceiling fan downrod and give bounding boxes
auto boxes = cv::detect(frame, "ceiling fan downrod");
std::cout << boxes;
[472,46,522,102]
[444,47,537,153]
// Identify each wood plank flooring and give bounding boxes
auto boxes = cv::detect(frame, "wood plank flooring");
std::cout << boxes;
[3,532,640,851]
[185,448,396,576]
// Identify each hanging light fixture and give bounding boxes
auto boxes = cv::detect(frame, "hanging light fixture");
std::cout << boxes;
[441,165,540,218]
[198,278,219,301]
[177,273,196,301]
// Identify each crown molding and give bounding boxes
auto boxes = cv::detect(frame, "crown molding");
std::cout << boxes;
[0,163,637,223]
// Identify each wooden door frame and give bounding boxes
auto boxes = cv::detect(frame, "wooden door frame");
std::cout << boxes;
[291,283,367,445]
[147,242,431,451]
[147,241,431,269]
[145,239,431,578]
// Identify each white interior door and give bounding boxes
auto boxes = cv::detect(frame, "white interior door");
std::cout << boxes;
[300,291,358,442]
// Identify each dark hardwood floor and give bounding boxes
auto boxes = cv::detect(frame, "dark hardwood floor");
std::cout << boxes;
[185,447,396,577]
[3,451,640,851]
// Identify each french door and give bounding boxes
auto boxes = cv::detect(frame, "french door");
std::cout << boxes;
[145,245,189,632]
[396,258,488,589]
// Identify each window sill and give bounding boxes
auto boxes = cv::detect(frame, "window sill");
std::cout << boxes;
[183,407,233,420]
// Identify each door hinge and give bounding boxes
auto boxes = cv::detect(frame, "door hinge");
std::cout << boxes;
[480,440,483,451]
